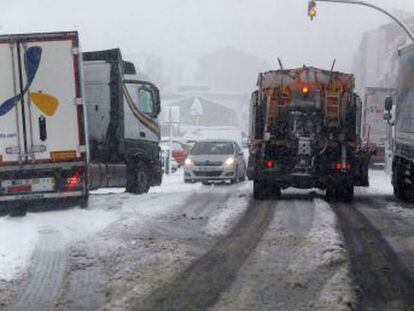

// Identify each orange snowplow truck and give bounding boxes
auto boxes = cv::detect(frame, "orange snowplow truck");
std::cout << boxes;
[247,66,370,201]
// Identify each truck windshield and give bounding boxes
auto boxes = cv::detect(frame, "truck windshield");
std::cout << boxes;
[191,141,234,155]
[125,83,154,115]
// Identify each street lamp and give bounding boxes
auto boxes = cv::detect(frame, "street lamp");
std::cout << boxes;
[308,0,414,42]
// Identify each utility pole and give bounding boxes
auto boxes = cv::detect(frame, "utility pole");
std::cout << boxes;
[309,0,414,42]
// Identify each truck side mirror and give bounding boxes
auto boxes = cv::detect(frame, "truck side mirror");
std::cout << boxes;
[251,91,259,106]
[384,96,393,111]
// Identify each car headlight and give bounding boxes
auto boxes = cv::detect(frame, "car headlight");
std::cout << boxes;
[184,158,194,166]
[223,157,235,166]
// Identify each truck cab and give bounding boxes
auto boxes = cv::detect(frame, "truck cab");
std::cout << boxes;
[83,49,162,193]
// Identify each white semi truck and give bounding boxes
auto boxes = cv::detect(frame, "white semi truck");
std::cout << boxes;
[385,43,414,202]
[0,31,162,216]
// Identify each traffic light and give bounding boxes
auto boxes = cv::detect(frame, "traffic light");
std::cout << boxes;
[308,0,317,20]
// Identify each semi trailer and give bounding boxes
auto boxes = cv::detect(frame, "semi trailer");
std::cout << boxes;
[247,66,370,201]
[0,31,88,216]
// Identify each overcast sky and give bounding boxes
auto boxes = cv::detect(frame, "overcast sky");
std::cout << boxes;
[1,0,413,74]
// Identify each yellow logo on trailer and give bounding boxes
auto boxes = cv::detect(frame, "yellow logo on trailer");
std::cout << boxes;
[0,46,59,117]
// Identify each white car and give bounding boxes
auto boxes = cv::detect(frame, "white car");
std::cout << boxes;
[184,140,246,185]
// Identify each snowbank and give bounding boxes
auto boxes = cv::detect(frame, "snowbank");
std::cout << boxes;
[312,199,355,310]
[365,169,393,196]
[0,171,199,282]
[204,182,250,236]
[278,199,354,310]
[0,209,115,281]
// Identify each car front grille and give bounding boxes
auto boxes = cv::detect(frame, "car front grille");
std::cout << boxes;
[193,171,222,177]
[194,161,222,166]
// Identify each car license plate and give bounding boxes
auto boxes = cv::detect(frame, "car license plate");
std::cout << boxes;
[15,193,45,200]
[197,167,212,171]
[2,177,55,194]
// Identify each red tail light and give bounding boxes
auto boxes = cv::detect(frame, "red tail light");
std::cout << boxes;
[265,161,274,168]
[335,163,351,170]
[67,174,81,186]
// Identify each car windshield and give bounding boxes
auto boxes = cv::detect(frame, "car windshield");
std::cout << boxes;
[191,142,234,155]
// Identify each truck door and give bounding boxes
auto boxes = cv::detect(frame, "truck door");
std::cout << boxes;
[123,82,161,143]
[0,33,84,165]
[0,42,25,164]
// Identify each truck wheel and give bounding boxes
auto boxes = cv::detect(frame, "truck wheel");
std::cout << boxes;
[394,183,412,202]
[79,196,89,209]
[127,165,150,195]
[393,168,413,202]
[9,202,28,217]
[136,167,150,194]
[326,187,337,202]
[126,164,136,193]
[339,186,354,203]
[254,180,276,200]
[254,180,265,200]
[274,185,282,197]
[239,172,246,182]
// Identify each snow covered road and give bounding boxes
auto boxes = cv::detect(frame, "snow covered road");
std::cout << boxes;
[0,170,413,310]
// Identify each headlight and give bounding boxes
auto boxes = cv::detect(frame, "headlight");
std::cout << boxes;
[224,157,235,166]
[184,158,194,166]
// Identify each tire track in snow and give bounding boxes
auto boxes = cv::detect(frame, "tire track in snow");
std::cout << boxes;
[211,193,353,311]
[128,198,276,311]
[333,201,414,311]
[10,227,67,311]
[103,183,249,310]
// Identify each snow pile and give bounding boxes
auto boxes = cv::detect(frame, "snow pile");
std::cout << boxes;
[204,183,251,236]
[285,199,355,310]
[314,199,355,310]
[0,218,38,281]
[150,169,202,194]
[365,169,393,196]
[0,171,199,282]
[0,208,116,281]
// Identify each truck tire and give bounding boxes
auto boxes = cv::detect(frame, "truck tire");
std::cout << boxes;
[9,202,28,217]
[394,182,412,202]
[393,166,413,202]
[339,186,354,203]
[254,180,266,200]
[126,164,150,195]
[239,172,246,182]
[254,180,279,200]
[79,196,89,209]
[326,187,337,202]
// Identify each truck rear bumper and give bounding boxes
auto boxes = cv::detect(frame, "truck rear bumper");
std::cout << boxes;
[0,164,88,203]
[250,170,356,190]
[0,190,83,202]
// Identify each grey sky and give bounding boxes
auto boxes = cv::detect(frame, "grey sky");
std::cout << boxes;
[0,0,413,73]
